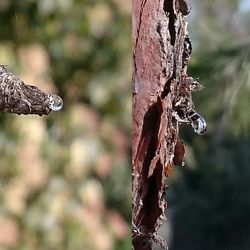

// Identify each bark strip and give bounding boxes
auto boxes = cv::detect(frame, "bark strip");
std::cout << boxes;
[132,0,191,249]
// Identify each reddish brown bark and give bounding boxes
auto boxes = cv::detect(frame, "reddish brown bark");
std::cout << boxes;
[132,0,191,249]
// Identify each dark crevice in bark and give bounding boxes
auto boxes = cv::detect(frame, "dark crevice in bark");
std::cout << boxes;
[163,0,173,13]
[163,0,176,45]
[136,100,162,174]
[161,78,172,98]
[142,161,163,229]
[182,34,192,68]
[140,101,162,195]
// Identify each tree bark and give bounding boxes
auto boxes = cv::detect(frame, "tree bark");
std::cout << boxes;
[0,65,63,116]
[132,0,191,249]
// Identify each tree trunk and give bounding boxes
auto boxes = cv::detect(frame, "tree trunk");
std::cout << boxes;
[132,0,192,249]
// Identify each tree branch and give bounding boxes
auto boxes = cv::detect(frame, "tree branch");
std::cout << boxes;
[0,65,63,116]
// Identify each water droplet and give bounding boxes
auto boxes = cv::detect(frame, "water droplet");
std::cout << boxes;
[191,114,207,135]
[47,94,63,112]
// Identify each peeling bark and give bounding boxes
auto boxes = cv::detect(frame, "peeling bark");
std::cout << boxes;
[132,0,193,249]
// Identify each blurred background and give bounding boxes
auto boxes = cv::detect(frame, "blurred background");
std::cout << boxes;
[0,1,131,250]
[2,0,250,249]
[163,0,250,249]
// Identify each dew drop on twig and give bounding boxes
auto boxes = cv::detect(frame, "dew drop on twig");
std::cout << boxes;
[47,94,63,112]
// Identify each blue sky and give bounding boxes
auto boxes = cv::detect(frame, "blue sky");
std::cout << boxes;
[240,0,250,12]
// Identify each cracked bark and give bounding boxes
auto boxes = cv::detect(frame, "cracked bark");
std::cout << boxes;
[132,0,191,249]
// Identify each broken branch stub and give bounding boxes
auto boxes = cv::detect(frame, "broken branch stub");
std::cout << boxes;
[0,65,63,116]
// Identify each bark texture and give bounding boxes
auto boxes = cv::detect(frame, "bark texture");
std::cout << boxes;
[132,0,192,249]
[0,65,57,116]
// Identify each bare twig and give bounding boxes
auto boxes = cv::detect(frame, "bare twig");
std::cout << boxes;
[0,65,63,116]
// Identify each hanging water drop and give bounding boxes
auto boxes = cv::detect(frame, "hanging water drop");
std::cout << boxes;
[190,113,207,135]
[47,94,63,112]
[186,110,207,135]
